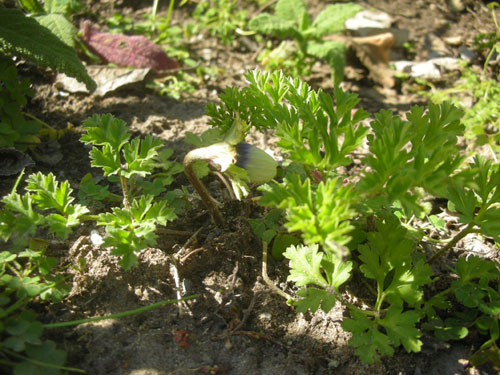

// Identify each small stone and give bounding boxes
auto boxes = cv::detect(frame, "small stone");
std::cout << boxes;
[444,35,462,46]
[90,230,104,246]
[410,61,442,80]
[345,10,392,32]
[459,46,478,62]
[328,360,339,368]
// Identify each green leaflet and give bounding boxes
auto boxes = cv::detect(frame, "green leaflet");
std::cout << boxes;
[260,174,356,252]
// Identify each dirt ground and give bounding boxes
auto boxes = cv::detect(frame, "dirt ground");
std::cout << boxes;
[6,0,500,374]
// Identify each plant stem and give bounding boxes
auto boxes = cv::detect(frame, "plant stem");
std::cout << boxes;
[21,111,56,131]
[428,222,475,263]
[183,151,225,227]
[4,349,85,373]
[119,174,131,210]
[164,0,176,29]
[262,241,292,300]
[44,295,198,328]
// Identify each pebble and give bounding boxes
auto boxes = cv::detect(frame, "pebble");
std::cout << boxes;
[345,10,392,32]
[393,57,461,81]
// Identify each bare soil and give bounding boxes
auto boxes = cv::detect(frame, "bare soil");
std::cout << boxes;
[5,1,500,374]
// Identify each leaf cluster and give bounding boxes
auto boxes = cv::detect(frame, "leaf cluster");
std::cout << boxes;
[190,0,248,45]
[0,4,95,91]
[207,69,500,366]
[80,114,180,269]
[0,172,79,374]
[0,56,40,151]
[248,0,362,82]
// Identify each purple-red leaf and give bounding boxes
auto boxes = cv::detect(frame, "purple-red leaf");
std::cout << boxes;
[81,21,178,72]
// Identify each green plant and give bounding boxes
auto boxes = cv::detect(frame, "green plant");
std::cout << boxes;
[203,69,500,366]
[0,5,95,91]
[248,0,362,83]
[0,56,41,151]
[190,0,248,45]
[0,4,95,151]
[18,0,85,48]
[80,114,182,269]
[0,112,191,373]
[0,170,87,374]
[424,64,500,155]
[424,4,499,155]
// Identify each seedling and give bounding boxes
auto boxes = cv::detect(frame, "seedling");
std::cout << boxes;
[183,118,277,226]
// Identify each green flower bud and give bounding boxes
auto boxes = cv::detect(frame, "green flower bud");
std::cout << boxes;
[235,142,277,183]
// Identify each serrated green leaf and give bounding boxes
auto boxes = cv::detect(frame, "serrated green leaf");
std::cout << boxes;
[455,255,500,283]
[275,0,307,23]
[34,13,76,47]
[81,114,130,150]
[380,306,422,353]
[294,287,336,313]
[453,281,484,308]
[260,175,356,252]
[321,253,353,290]
[89,144,121,176]
[26,172,74,215]
[24,340,67,375]
[311,3,363,37]
[284,244,327,287]
[78,173,111,206]
[342,309,393,364]
[249,13,297,38]
[0,6,95,91]
[122,135,163,179]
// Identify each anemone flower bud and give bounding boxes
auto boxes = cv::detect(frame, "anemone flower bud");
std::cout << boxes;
[184,142,235,172]
[235,142,277,183]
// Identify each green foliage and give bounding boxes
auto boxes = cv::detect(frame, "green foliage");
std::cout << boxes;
[249,0,362,82]
[448,156,500,241]
[425,66,500,153]
[24,0,83,48]
[260,175,356,251]
[97,195,176,269]
[0,56,40,151]
[0,171,80,374]
[359,102,465,216]
[190,0,248,45]
[207,69,500,365]
[80,114,180,269]
[0,5,95,91]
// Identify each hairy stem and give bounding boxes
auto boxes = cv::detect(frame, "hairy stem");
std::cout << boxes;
[183,151,225,227]
[428,222,475,263]
[262,241,292,300]
[119,173,131,211]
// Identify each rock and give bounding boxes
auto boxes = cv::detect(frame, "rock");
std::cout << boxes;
[459,46,478,62]
[0,148,34,176]
[351,33,396,87]
[410,60,442,80]
[345,10,409,47]
[444,35,462,46]
[345,10,392,32]
[393,57,461,81]
[425,33,452,58]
